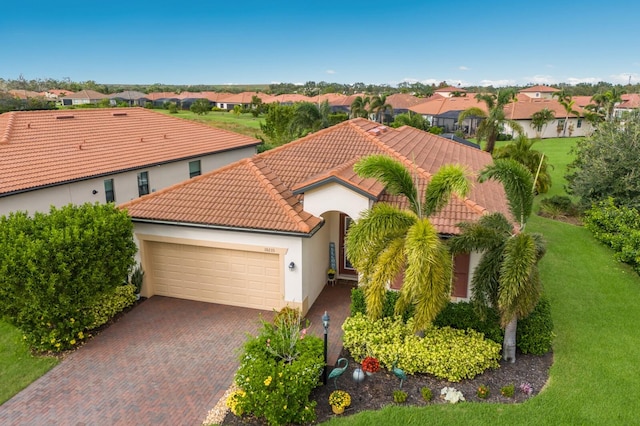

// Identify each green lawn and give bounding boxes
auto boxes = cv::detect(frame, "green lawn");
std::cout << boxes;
[154,109,265,140]
[0,321,58,404]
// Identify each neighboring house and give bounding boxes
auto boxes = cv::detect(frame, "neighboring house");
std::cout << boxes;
[502,99,591,138]
[60,89,109,106]
[615,93,640,118]
[216,91,263,110]
[518,85,560,100]
[385,93,426,117]
[433,86,467,98]
[409,95,487,132]
[120,118,511,314]
[109,91,150,107]
[0,108,260,216]
[8,89,43,99]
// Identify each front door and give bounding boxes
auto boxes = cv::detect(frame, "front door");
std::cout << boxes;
[339,214,357,278]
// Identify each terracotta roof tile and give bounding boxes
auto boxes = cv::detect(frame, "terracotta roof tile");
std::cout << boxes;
[385,93,427,109]
[122,118,510,235]
[0,108,260,195]
[519,85,560,93]
[62,90,108,100]
[409,95,487,115]
[503,99,584,119]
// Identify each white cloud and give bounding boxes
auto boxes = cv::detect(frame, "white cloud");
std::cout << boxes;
[609,73,639,84]
[325,69,336,75]
[458,66,470,71]
[478,79,516,87]
[545,64,554,68]
[525,75,556,85]
[566,76,601,85]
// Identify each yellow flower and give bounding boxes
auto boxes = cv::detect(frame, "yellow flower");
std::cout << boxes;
[264,376,272,386]
[70,339,76,345]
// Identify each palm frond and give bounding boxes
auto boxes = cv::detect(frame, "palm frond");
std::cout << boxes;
[354,155,421,215]
[497,233,540,327]
[367,237,406,319]
[479,159,534,229]
[402,219,452,330]
[448,213,513,254]
[458,107,487,123]
[423,164,472,217]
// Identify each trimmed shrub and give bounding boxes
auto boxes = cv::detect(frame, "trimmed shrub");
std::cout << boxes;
[86,284,137,329]
[393,390,408,403]
[342,313,501,381]
[517,297,555,355]
[501,383,515,398]
[433,301,503,343]
[539,195,581,219]
[420,386,432,401]
[231,309,323,426]
[350,287,414,322]
[0,203,136,351]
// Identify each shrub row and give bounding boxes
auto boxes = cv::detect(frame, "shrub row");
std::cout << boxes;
[351,288,554,355]
[342,313,501,381]
[0,203,137,351]
[584,197,640,273]
[231,309,324,426]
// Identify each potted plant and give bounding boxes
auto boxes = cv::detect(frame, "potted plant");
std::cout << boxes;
[130,265,144,300]
[327,267,336,280]
[328,390,351,414]
[361,356,380,376]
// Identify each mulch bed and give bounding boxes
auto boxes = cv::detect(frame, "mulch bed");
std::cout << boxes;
[222,347,553,425]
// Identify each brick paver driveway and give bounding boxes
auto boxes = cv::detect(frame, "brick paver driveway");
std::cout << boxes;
[0,296,273,426]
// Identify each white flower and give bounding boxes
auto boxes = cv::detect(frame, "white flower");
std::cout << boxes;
[440,387,465,404]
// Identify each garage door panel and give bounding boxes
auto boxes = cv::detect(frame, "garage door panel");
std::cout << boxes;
[146,241,282,310]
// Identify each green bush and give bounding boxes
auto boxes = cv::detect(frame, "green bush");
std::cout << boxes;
[539,195,581,218]
[584,198,640,273]
[501,383,515,398]
[342,313,501,381]
[393,390,408,403]
[232,310,324,425]
[433,301,503,343]
[517,297,555,355]
[350,287,414,322]
[86,284,137,329]
[0,203,136,351]
[420,386,432,401]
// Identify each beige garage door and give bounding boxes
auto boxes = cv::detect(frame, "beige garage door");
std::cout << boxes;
[146,241,282,310]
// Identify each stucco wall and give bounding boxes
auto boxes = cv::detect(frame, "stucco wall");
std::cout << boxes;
[0,147,255,216]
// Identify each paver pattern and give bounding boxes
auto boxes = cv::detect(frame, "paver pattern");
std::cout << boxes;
[0,297,274,426]
[0,283,353,426]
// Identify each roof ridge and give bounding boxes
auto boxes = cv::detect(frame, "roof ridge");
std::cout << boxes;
[0,112,16,144]
[247,157,312,233]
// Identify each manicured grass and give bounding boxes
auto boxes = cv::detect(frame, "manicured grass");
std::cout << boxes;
[0,321,58,404]
[154,109,265,140]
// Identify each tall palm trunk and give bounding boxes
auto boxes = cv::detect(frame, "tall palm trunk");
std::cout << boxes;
[503,316,517,363]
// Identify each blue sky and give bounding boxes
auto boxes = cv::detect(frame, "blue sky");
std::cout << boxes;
[2,1,639,87]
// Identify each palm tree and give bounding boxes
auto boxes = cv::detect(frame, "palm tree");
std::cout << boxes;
[493,134,552,194]
[530,108,555,139]
[288,101,331,138]
[449,159,546,363]
[369,94,393,124]
[591,88,625,122]
[552,91,580,137]
[350,95,371,119]
[390,111,427,130]
[458,89,523,154]
[346,155,471,331]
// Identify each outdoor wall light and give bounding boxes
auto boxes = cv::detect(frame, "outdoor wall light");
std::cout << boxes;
[92,189,98,195]
[288,261,295,271]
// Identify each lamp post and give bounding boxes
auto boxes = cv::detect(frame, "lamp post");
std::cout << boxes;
[322,311,330,385]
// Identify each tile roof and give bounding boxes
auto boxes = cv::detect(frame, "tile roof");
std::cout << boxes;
[519,85,560,93]
[435,86,467,93]
[9,89,43,99]
[0,108,260,195]
[62,90,109,100]
[617,93,640,109]
[109,91,149,100]
[409,95,487,115]
[121,118,511,236]
[385,93,427,110]
[502,99,584,119]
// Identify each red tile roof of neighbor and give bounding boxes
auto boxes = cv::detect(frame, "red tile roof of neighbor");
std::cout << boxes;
[121,118,511,235]
[618,93,640,109]
[8,89,43,99]
[519,85,560,93]
[502,99,585,119]
[385,93,428,109]
[0,108,260,196]
[409,95,488,115]
[61,90,109,100]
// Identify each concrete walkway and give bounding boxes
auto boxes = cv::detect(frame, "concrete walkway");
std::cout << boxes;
[0,282,353,425]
